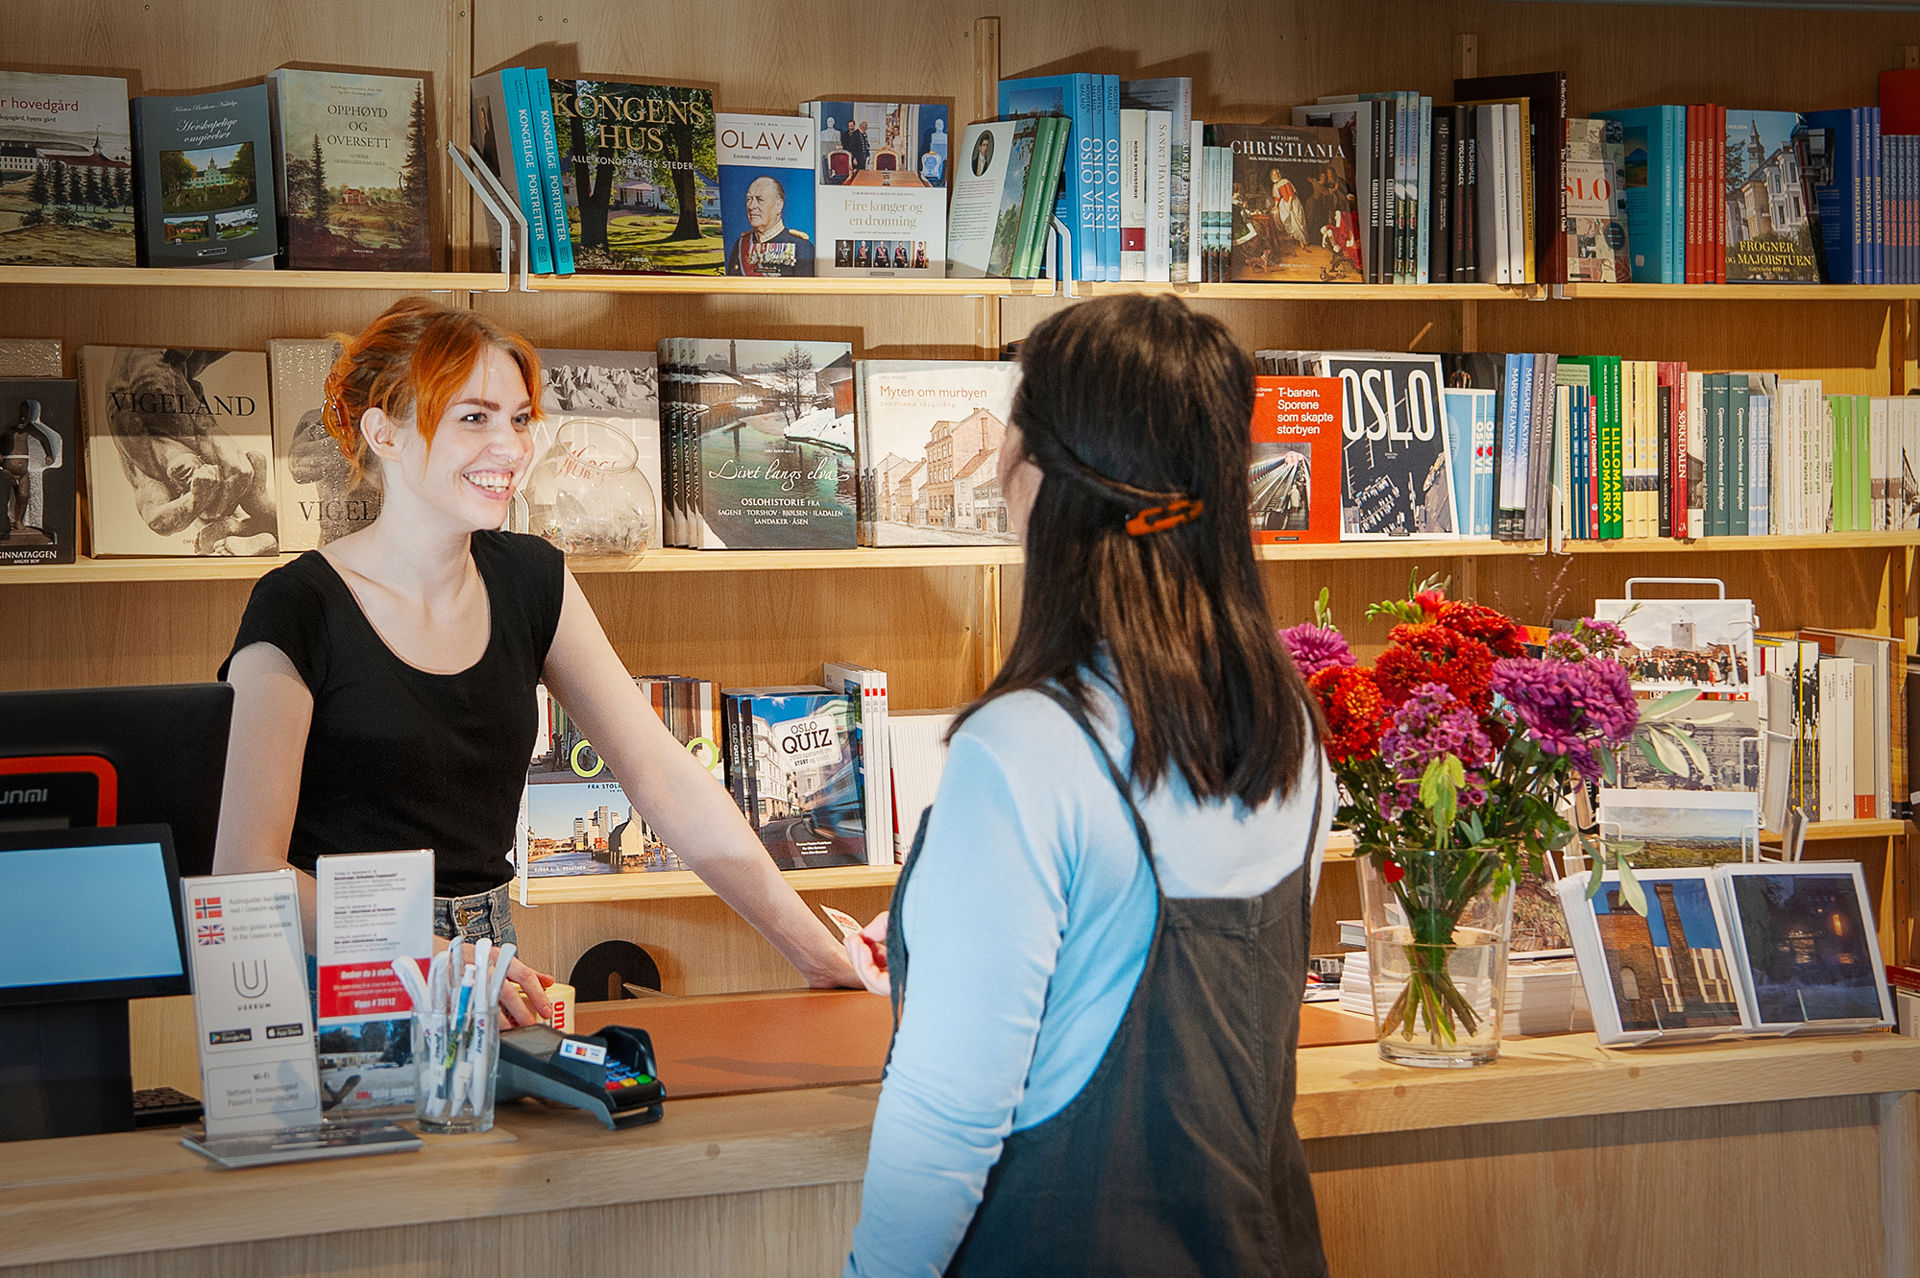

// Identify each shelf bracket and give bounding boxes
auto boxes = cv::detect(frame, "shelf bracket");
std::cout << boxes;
[448,141,527,290]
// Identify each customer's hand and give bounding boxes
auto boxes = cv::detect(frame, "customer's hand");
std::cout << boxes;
[846,911,890,996]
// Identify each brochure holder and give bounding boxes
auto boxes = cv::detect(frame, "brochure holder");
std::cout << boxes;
[179,868,420,1167]
[448,141,526,287]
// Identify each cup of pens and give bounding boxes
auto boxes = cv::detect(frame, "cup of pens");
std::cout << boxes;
[394,937,512,1135]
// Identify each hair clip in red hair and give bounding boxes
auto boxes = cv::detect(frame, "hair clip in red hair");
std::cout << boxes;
[1125,497,1205,537]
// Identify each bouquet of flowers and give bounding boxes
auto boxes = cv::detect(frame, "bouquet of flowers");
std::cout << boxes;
[1283,576,1644,1048]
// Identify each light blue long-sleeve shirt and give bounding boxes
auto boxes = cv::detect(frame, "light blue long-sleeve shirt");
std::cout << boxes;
[846,679,1330,1278]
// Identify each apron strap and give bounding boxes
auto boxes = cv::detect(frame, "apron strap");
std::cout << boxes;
[1034,683,1162,892]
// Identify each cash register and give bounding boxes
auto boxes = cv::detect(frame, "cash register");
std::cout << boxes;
[496,1023,664,1129]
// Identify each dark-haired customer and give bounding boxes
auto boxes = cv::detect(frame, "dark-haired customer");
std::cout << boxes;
[845,295,1333,1277]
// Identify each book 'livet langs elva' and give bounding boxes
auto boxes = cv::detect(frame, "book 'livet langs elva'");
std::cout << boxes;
[659,338,857,549]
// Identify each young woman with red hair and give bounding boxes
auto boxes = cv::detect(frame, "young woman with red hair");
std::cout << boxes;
[214,298,856,1022]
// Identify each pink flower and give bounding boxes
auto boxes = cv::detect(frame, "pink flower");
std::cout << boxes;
[1279,623,1356,679]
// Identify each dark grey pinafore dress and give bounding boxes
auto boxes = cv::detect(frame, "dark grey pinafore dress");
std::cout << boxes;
[884,686,1330,1276]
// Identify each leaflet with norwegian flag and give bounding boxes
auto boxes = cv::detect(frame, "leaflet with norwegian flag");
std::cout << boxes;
[180,868,321,1136]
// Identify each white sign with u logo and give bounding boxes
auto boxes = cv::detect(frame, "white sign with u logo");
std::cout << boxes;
[181,868,322,1136]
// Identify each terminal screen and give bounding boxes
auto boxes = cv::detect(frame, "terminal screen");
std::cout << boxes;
[0,839,184,990]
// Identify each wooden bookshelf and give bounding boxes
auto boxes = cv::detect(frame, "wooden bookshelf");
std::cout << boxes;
[1762,818,1912,843]
[0,266,510,291]
[1557,283,1920,302]
[23,534,1920,586]
[3,544,1026,585]
[1066,280,1546,301]
[1563,532,1920,554]
[525,274,1057,297]
[519,863,899,905]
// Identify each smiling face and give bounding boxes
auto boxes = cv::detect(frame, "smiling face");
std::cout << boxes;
[371,345,535,534]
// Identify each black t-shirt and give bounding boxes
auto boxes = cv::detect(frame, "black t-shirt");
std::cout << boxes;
[220,531,565,898]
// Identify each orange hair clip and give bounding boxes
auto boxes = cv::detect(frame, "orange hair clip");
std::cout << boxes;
[1125,497,1205,537]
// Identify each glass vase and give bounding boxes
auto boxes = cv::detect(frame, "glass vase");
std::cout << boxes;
[1355,847,1515,1068]
[522,417,658,556]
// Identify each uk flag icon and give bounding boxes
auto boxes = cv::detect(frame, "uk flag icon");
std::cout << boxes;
[195,923,225,946]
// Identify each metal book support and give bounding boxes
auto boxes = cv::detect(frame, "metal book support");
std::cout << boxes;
[447,141,527,288]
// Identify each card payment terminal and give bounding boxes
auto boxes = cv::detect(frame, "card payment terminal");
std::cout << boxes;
[496,1024,664,1129]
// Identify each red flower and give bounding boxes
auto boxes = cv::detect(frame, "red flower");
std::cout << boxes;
[1436,600,1527,658]
[1412,589,1446,622]
[1308,664,1386,763]
[1383,859,1406,883]
[1375,622,1496,712]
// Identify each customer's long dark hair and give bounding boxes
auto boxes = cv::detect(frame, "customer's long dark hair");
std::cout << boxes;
[957,294,1316,806]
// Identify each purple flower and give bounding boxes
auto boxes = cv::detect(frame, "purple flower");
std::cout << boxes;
[1545,633,1590,662]
[1491,656,1639,781]
[1577,617,1629,656]
[1375,682,1492,820]
[1279,623,1356,679]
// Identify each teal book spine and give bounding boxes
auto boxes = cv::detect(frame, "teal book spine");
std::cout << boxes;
[503,68,554,275]
[527,68,573,275]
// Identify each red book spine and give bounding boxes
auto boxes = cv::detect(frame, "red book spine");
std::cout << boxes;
[1685,104,1702,284]
[1712,105,1726,283]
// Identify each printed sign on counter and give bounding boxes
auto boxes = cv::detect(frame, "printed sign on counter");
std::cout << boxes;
[181,868,322,1136]
[314,849,433,1116]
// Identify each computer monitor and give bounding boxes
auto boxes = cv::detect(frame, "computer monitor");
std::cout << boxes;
[0,824,189,1142]
[0,682,233,877]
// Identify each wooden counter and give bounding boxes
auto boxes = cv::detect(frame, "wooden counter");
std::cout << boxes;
[3,1001,1918,1277]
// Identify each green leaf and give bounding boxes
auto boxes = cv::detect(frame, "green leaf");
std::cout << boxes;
[1645,688,1704,718]
[1617,859,1649,915]
[1585,852,1605,899]
[1600,749,1618,785]
[1419,755,1460,831]
[1313,586,1333,628]
[1674,729,1711,778]
[1646,730,1689,776]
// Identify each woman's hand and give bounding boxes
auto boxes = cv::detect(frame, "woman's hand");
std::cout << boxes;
[846,911,891,996]
[497,956,555,1027]
[430,933,555,1027]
